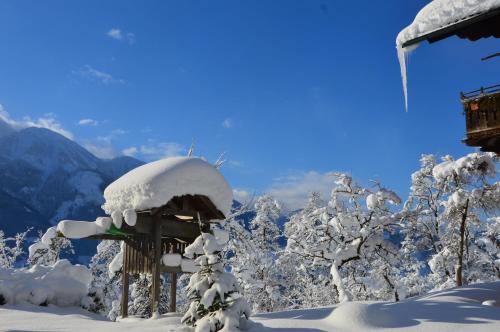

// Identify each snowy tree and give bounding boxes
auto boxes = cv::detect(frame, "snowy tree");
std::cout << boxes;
[128,273,172,317]
[284,175,403,303]
[182,232,250,332]
[281,192,338,308]
[28,226,73,266]
[250,195,281,252]
[0,228,30,268]
[225,196,283,312]
[82,240,122,320]
[403,152,499,290]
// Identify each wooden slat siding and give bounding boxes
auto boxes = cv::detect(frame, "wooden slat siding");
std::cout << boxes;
[138,237,142,274]
[121,243,129,318]
[170,272,177,312]
[136,238,141,274]
[151,212,162,315]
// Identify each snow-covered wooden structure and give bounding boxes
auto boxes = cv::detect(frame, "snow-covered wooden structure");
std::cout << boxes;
[396,0,500,153]
[461,85,500,153]
[57,157,233,318]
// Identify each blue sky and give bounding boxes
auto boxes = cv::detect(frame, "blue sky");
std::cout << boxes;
[0,0,498,210]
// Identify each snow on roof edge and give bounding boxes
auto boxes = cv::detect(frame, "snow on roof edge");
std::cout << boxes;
[395,0,500,112]
[102,156,233,218]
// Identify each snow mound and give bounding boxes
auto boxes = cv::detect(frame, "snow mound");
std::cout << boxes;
[162,253,182,267]
[326,302,395,329]
[248,282,500,331]
[102,157,233,218]
[0,260,91,307]
[482,299,500,307]
[57,219,111,239]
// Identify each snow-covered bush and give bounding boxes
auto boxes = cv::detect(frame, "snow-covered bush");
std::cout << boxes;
[0,259,91,306]
[0,228,30,268]
[182,232,250,332]
[28,226,73,266]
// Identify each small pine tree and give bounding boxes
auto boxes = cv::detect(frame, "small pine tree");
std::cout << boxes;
[182,232,250,332]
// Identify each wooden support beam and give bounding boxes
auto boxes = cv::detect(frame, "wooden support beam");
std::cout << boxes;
[120,243,129,318]
[134,216,201,240]
[169,272,177,313]
[151,213,162,316]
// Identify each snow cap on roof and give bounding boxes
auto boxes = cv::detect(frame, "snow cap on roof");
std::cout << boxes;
[395,0,500,112]
[397,0,500,47]
[102,156,233,217]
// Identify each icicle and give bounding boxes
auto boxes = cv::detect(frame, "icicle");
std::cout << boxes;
[396,42,419,112]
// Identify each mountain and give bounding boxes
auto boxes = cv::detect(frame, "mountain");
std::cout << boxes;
[0,121,144,261]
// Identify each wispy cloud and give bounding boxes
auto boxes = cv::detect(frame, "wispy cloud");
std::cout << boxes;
[0,105,73,139]
[78,118,99,126]
[75,65,125,85]
[233,189,252,204]
[122,146,138,157]
[222,118,233,128]
[107,28,135,44]
[266,171,338,211]
[122,142,185,160]
[82,138,116,159]
[81,129,127,159]
[143,142,184,159]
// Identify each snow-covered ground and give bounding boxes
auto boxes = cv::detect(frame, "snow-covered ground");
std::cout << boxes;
[2,282,499,332]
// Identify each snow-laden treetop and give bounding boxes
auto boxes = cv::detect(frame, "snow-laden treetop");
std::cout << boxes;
[395,0,500,111]
[396,0,500,48]
[102,156,233,217]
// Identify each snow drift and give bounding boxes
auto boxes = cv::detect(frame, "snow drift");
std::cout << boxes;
[0,259,92,307]
[1,281,500,331]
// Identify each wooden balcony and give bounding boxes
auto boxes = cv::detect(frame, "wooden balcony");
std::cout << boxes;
[461,84,500,153]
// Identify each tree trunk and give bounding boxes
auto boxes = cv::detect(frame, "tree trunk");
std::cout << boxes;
[456,199,469,287]
[330,263,350,302]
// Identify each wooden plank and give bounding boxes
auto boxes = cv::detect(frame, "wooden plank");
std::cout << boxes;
[161,266,182,273]
[169,272,177,313]
[151,213,162,316]
[160,219,200,240]
[121,243,129,318]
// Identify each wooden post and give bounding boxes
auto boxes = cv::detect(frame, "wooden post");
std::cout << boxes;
[169,272,177,312]
[121,243,129,318]
[151,214,162,316]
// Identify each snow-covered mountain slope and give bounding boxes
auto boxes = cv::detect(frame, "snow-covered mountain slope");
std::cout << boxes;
[0,120,143,258]
[1,281,499,331]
